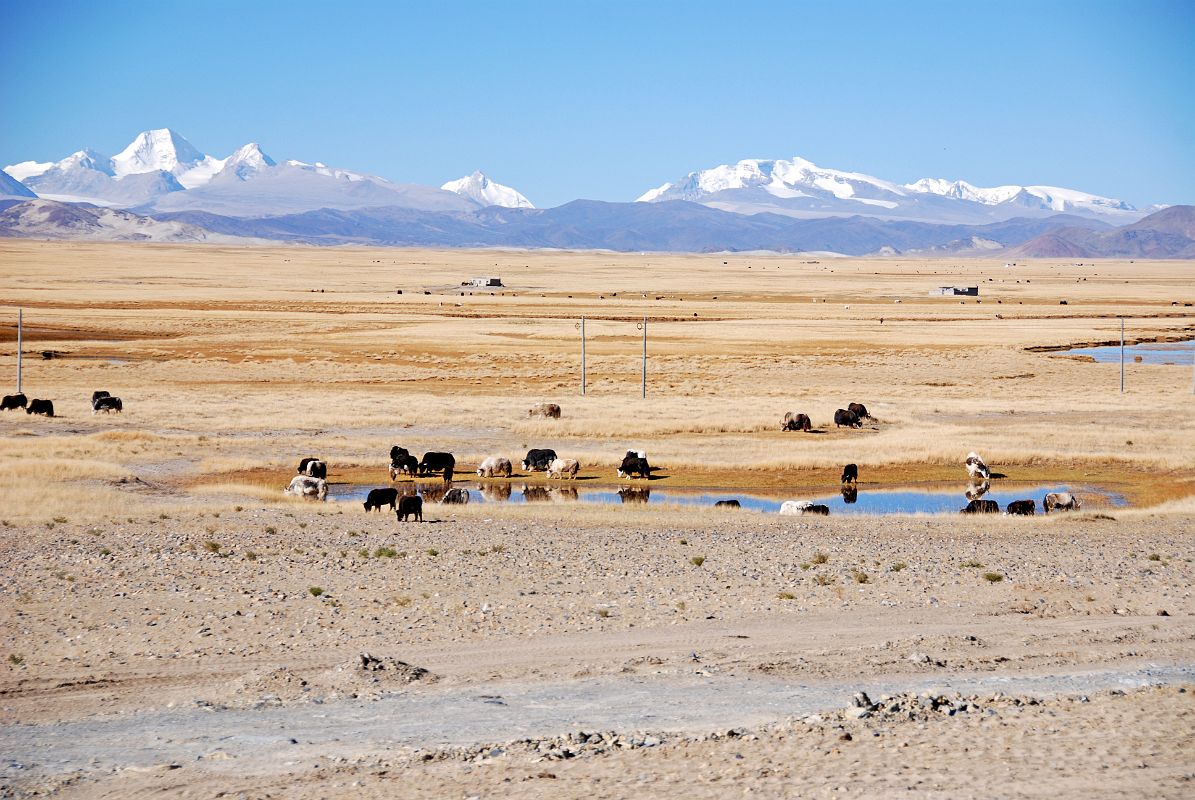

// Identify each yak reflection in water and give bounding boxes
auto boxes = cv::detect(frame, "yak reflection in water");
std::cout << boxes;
[965,480,990,501]
[618,486,651,504]
[521,484,579,503]
[478,482,512,502]
[840,485,858,504]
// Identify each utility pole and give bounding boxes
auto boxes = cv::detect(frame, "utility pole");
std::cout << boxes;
[1119,318,1125,393]
[16,308,21,394]
[578,316,586,396]
[640,317,647,399]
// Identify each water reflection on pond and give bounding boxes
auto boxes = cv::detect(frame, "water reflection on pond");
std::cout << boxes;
[331,481,1124,515]
[1060,339,1194,365]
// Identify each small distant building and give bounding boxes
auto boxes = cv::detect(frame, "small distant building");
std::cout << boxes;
[929,285,978,297]
[465,276,503,287]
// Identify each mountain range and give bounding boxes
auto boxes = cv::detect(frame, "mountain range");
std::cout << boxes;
[1,128,1191,256]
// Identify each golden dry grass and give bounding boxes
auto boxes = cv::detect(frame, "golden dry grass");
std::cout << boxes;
[0,240,1192,520]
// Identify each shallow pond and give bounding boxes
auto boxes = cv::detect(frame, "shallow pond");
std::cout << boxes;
[1060,338,1194,365]
[331,482,1125,515]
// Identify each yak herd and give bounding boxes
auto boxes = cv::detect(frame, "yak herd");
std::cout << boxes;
[1,389,124,418]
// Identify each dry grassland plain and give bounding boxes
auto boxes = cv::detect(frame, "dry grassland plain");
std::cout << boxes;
[0,240,1193,798]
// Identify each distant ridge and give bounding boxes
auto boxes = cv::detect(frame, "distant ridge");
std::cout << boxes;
[1007,205,1195,258]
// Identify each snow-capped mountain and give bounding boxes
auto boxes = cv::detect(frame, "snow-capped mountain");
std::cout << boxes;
[638,156,1143,224]
[441,171,534,208]
[4,129,478,215]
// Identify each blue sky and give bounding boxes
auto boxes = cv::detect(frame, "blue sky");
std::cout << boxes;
[1,0,1192,208]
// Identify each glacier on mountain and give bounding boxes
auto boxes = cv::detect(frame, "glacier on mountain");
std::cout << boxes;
[441,171,534,208]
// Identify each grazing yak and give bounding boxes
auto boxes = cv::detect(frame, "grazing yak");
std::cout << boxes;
[396,494,423,522]
[841,463,858,484]
[441,487,470,504]
[389,454,418,480]
[547,457,580,479]
[297,458,327,480]
[418,452,455,481]
[780,500,829,516]
[1,393,27,411]
[847,402,870,420]
[477,456,513,478]
[965,452,991,481]
[617,453,651,479]
[714,499,741,509]
[834,409,861,428]
[619,486,651,503]
[782,412,812,432]
[522,448,557,472]
[1006,499,1036,516]
[960,498,1000,514]
[92,396,122,414]
[26,399,54,417]
[363,487,399,512]
[91,390,110,404]
[1043,492,1080,513]
[284,475,327,501]
[529,403,561,419]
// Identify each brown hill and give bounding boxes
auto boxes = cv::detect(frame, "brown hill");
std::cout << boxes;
[1008,205,1195,258]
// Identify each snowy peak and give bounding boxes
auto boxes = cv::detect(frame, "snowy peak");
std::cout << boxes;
[442,170,534,208]
[640,155,1141,223]
[212,143,276,182]
[111,128,206,178]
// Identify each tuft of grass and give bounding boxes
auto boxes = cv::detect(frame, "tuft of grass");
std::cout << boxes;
[298,522,307,529]
[308,586,324,597]
[813,573,836,586]
[99,547,111,556]
[891,562,907,572]
[1147,553,1162,562]
[426,548,440,557]
[158,513,169,520]
[675,601,687,611]
[203,541,221,553]
[852,571,871,584]
[811,552,829,565]
[375,546,398,558]
[53,516,68,524]
[679,538,688,546]
[489,544,506,554]
[357,547,370,558]
[264,526,276,535]
[234,506,243,512]
[983,572,1004,583]
[8,654,24,666]
[777,591,796,600]
[595,608,611,618]
[689,555,705,567]
[394,595,412,607]
[245,551,258,562]
[962,559,983,569]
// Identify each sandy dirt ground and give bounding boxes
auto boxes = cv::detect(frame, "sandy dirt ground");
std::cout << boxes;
[0,242,1193,797]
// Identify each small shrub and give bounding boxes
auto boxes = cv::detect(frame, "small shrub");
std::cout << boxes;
[8,654,23,666]
[87,528,102,536]
[158,513,169,520]
[308,586,324,597]
[426,548,440,557]
[811,552,829,565]
[234,505,243,512]
[799,562,811,571]
[264,526,276,535]
[814,573,836,586]
[689,555,705,567]
[983,572,1004,583]
[891,562,907,572]
[1147,554,1162,562]
[962,559,983,569]
[357,548,370,558]
[53,516,68,524]
[675,601,687,611]
[298,522,307,529]
[852,571,870,584]
[490,544,506,553]
[595,608,611,618]
[245,551,258,561]
[777,591,796,600]
[679,538,688,546]
[99,547,111,556]
[203,541,221,553]
[375,546,398,558]
[394,595,412,607]
[212,512,220,518]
